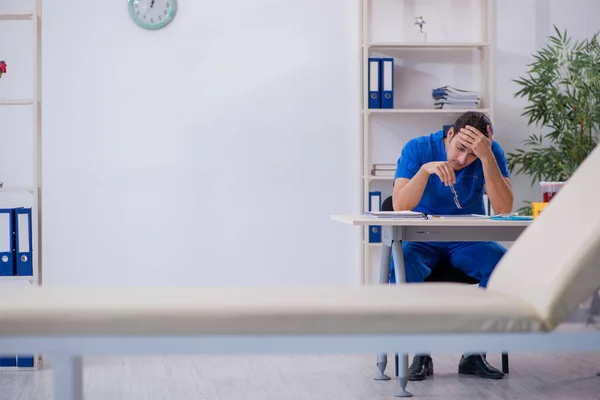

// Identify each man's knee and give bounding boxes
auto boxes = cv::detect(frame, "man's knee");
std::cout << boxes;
[482,242,507,273]
[478,242,507,287]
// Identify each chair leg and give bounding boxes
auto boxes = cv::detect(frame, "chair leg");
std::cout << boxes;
[501,352,509,374]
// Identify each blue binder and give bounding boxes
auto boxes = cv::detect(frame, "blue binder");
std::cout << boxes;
[380,58,394,109]
[17,355,35,368]
[0,208,15,276]
[368,191,382,242]
[368,58,381,108]
[14,207,33,277]
[0,356,17,367]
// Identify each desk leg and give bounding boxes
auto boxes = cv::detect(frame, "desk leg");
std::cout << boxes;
[374,242,392,381]
[392,240,412,398]
[52,354,83,400]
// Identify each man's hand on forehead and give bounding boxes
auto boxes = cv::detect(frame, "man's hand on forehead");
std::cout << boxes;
[456,125,493,159]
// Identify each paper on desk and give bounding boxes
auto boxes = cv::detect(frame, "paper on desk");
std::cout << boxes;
[363,211,427,219]
[428,214,488,219]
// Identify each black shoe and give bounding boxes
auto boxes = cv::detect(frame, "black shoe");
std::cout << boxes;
[408,355,434,381]
[458,354,505,379]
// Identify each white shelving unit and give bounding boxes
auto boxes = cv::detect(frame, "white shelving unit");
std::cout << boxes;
[360,0,494,284]
[0,0,42,371]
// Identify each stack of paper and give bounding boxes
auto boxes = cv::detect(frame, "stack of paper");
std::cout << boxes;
[371,164,396,177]
[363,211,427,219]
[432,86,480,109]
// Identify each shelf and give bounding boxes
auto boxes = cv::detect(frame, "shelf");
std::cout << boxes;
[0,99,34,106]
[360,0,494,285]
[366,108,490,114]
[0,14,34,21]
[0,187,35,194]
[368,42,490,50]
[368,175,394,181]
[0,276,34,281]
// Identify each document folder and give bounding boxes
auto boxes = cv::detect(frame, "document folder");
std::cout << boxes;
[0,208,15,276]
[368,191,382,242]
[14,207,33,277]
[380,58,394,109]
[0,356,17,367]
[368,58,381,108]
[17,355,35,368]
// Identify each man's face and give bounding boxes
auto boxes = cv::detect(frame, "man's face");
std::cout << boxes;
[446,128,478,170]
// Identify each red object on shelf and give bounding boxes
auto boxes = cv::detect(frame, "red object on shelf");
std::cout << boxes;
[0,61,6,78]
[543,191,555,202]
[540,181,565,203]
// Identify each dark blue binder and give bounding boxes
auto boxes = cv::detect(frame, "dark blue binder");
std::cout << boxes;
[0,208,15,276]
[14,207,33,277]
[368,191,382,242]
[17,355,35,368]
[368,58,381,108]
[0,356,17,367]
[380,58,394,109]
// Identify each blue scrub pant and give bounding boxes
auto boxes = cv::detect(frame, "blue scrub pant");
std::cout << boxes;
[389,241,507,288]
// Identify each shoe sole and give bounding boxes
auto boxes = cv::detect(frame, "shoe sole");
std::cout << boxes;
[458,367,504,379]
[407,368,434,381]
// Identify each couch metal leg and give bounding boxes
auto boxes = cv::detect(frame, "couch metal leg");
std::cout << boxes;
[52,354,83,400]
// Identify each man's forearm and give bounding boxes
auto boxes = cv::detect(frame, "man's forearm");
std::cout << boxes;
[392,168,430,211]
[481,154,513,214]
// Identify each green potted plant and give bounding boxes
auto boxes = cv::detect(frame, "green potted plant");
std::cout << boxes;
[507,26,600,214]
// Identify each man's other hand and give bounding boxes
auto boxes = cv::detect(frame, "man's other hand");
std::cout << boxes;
[421,161,456,186]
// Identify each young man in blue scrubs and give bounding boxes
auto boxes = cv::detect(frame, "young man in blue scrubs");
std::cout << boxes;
[392,111,513,380]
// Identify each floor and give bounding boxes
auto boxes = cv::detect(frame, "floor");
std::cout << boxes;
[1,325,599,400]
[1,351,599,399]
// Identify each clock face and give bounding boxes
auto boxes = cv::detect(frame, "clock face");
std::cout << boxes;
[128,0,177,30]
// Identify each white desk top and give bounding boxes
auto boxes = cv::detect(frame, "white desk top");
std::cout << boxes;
[331,214,533,227]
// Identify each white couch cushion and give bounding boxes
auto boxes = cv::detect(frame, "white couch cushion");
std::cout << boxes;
[0,284,543,336]
[487,144,600,330]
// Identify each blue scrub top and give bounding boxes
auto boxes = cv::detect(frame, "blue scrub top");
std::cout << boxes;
[394,130,510,215]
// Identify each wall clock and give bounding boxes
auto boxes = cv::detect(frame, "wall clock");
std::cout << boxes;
[128,0,177,30]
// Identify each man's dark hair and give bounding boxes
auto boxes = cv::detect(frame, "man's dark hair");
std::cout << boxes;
[451,111,493,139]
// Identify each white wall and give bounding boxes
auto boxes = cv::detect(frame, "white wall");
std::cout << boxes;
[30,0,600,286]
[40,0,362,287]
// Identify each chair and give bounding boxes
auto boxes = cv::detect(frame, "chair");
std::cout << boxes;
[380,195,510,375]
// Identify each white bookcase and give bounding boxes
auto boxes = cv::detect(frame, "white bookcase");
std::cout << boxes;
[360,0,494,284]
[0,0,42,371]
